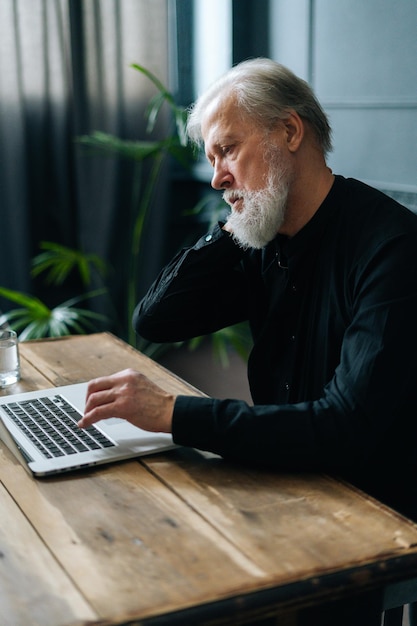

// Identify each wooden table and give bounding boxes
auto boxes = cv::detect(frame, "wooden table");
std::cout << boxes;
[1,332,417,626]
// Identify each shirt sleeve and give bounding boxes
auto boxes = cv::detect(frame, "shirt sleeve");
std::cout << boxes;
[133,223,248,342]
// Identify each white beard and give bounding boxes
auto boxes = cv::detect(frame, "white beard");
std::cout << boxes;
[223,155,291,250]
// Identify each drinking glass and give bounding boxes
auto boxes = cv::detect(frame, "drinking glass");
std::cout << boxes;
[0,329,21,387]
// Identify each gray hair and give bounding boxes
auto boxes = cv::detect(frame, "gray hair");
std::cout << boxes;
[187,58,333,156]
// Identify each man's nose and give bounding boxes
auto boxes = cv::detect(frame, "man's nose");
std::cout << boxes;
[211,164,233,190]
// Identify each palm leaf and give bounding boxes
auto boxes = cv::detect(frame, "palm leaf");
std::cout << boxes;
[131,63,189,146]
[130,63,174,104]
[0,287,108,341]
[32,242,107,287]
[77,131,162,162]
[0,287,50,314]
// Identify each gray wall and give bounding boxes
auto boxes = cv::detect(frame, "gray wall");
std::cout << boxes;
[270,0,417,211]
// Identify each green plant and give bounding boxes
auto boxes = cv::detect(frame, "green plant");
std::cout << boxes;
[187,322,253,369]
[0,243,108,340]
[0,287,106,340]
[31,241,107,287]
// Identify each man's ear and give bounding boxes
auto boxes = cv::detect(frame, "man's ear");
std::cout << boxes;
[283,111,304,153]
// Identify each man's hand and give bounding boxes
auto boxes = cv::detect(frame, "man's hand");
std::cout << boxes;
[78,368,175,433]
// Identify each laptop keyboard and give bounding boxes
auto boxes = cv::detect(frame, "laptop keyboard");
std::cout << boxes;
[2,395,115,458]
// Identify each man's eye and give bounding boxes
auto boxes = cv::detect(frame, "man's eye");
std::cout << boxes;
[222,146,232,156]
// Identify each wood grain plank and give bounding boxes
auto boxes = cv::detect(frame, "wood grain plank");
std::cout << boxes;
[0,447,269,623]
[143,449,417,582]
[0,460,96,626]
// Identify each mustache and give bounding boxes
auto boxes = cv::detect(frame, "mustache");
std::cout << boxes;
[222,189,258,206]
[223,190,241,205]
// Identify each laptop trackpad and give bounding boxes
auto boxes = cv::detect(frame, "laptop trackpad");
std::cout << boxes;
[98,418,171,446]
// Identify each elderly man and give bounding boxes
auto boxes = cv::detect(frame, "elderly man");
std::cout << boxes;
[79,58,417,623]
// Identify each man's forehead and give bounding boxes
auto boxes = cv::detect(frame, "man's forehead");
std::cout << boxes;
[201,95,239,140]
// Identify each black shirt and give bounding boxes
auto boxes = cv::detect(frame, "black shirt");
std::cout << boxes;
[134,176,417,519]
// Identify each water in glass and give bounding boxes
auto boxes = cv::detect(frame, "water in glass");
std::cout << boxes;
[0,331,20,387]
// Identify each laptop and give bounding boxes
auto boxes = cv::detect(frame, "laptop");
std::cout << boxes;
[0,382,176,476]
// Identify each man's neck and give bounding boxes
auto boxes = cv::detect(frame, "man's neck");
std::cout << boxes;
[279,164,335,238]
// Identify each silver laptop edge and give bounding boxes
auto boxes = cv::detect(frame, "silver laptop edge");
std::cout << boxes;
[0,382,176,476]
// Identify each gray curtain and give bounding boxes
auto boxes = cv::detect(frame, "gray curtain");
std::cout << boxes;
[0,0,170,338]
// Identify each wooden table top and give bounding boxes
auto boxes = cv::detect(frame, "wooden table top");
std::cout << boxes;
[1,332,417,626]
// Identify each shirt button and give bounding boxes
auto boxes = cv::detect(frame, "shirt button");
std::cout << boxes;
[291,284,297,292]
[285,382,290,391]
[205,234,213,242]
[290,335,296,342]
